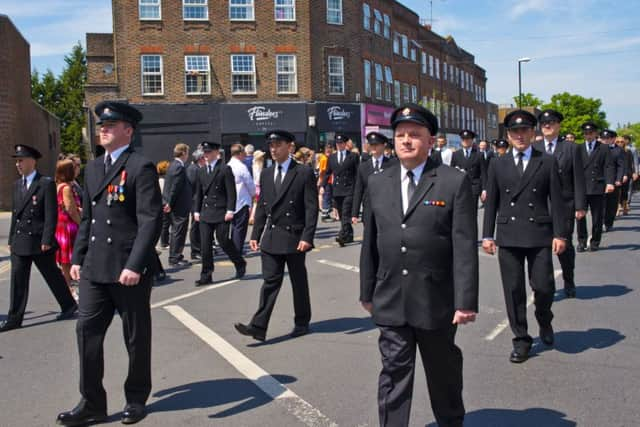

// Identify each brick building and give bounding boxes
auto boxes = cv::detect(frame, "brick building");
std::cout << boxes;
[86,0,489,162]
[0,15,61,210]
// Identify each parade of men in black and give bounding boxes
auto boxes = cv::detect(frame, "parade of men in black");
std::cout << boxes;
[1,145,77,332]
[602,130,626,231]
[163,145,192,266]
[450,132,486,214]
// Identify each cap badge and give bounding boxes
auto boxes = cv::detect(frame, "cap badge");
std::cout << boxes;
[402,108,411,116]
[103,108,111,114]
[516,117,523,124]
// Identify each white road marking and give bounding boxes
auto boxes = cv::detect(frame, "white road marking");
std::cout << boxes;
[484,269,563,341]
[317,259,360,273]
[150,279,240,309]
[164,305,339,427]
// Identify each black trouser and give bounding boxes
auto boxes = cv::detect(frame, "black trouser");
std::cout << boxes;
[498,246,555,350]
[333,195,354,241]
[231,205,250,255]
[377,324,464,427]
[199,220,244,281]
[620,181,631,203]
[7,251,76,324]
[189,212,201,257]
[557,204,576,289]
[76,276,152,412]
[168,211,189,263]
[577,194,604,245]
[250,251,311,332]
[160,212,171,246]
[604,187,621,227]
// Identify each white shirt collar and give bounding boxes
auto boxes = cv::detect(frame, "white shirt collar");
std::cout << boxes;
[23,170,37,187]
[176,157,184,166]
[105,144,129,163]
[512,145,532,160]
[276,157,292,173]
[400,160,427,182]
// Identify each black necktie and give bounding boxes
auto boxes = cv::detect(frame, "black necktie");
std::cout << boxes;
[588,142,594,154]
[547,143,553,154]
[516,152,524,176]
[208,164,212,174]
[275,165,283,195]
[465,149,470,159]
[21,177,27,195]
[374,159,380,172]
[406,170,416,205]
[104,154,112,175]
[339,152,343,164]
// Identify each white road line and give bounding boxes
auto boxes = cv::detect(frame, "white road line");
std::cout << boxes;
[164,305,339,427]
[317,259,360,273]
[150,279,240,309]
[484,268,563,341]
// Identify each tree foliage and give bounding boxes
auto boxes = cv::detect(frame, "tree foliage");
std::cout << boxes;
[31,43,87,158]
[541,92,609,141]
[616,122,640,150]
[513,92,543,109]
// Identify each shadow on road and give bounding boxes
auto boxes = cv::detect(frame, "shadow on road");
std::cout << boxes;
[310,316,375,335]
[534,328,625,355]
[598,243,640,251]
[426,407,576,426]
[555,284,632,301]
[148,375,296,418]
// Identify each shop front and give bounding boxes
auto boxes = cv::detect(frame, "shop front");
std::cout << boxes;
[314,102,362,150]
[362,104,394,141]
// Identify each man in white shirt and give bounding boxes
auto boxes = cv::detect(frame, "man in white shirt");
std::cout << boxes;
[434,134,453,166]
[227,143,256,254]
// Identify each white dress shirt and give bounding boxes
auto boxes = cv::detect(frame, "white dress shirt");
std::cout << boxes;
[105,144,129,164]
[228,157,256,212]
[512,146,532,172]
[23,170,37,189]
[543,137,558,154]
[273,157,293,182]
[400,161,426,214]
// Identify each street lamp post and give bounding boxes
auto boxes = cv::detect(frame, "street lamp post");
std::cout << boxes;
[517,57,531,109]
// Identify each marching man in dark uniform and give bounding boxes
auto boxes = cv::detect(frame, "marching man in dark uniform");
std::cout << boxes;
[483,110,567,363]
[193,141,247,285]
[535,109,586,297]
[351,132,394,224]
[450,129,485,215]
[576,122,615,252]
[360,104,478,427]
[1,145,77,333]
[601,129,625,232]
[235,130,318,341]
[57,102,162,426]
[322,134,359,246]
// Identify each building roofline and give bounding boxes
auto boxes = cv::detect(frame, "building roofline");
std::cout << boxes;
[0,14,30,47]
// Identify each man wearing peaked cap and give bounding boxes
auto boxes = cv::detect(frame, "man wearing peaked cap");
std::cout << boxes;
[494,139,509,157]
[534,109,586,298]
[576,121,615,252]
[451,128,486,217]
[601,129,626,231]
[361,103,478,426]
[58,101,162,426]
[483,109,567,363]
[351,132,395,225]
[1,145,77,333]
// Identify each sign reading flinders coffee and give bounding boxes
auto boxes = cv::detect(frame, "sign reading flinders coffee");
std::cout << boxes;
[220,102,307,150]
[316,102,361,146]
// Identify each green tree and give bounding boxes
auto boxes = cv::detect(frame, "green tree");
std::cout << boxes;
[513,92,543,109]
[542,92,609,141]
[31,69,62,110]
[616,122,640,150]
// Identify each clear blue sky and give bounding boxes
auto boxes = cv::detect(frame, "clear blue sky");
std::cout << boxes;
[4,0,639,127]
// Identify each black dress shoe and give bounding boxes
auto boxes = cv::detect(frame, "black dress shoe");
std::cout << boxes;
[121,403,147,424]
[590,242,599,252]
[195,277,213,287]
[290,325,310,338]
[169,259,191,267]
[56,400,106,426]
[155,271,167,282]
[235,261,247,279]
[56,304,78,321]
[190,254,201,261]
[509,348,530,363]
[0,320,21,333]
[576,243,586,253]
[564,287,576,298]
[540,325,554,346]
[234,322,266,341]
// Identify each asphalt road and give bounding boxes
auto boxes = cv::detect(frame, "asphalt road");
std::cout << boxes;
[0,205,638,427]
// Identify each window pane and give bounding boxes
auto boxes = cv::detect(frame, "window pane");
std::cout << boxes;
[230,0,254,20]
[275,0,295,20]
[184,0,207,19]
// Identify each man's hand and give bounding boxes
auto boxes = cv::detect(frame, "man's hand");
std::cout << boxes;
[552,238,566,255]
[633,173,638,182]
[482,239,496,255]
[224,212,234,222]
[605,184,615,193]
[575,209,586,220]
[480,190,487,203]
[623,175,629,184]
[194,212,200,222]
[119,269,141,286]
[163,204,171,213]
[70,265,81,281]
[351,216,359,225]
[361,301,373,314]
[249,240,260,252]
[297,241,312,252]
[615,181,622,187]
[41,244,51,252]
[452,310,476,325]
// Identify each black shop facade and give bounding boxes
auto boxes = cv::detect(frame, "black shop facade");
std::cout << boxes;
[313,102,362,150]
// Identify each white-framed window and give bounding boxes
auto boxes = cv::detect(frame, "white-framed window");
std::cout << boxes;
[275,0,295,21]
[393,33,400,55]
[402,83,410,103]
[185,55,210,95]
[141,55,163,95]
[443,61,448,80]
[139,0,161,20]
[470,74,474,91]
[364,60,371,98]
[373,9,382,35]
[394,80,401,106]
[449,64,454,82]
[421,52,427,74]
[401,35,408,58]
[444,103,449,128]
[327,0,342,25]
[411,85,417,103]
[428,55,434,77]
[230,0,254,20]
[383,14,390,39]
[231,54,256,94]
[435,58,440,79]
[410,47,416,62]
[363,3,371,30]
[328,56,344,95]
[374,63,383,99]
[384,66,393,101]
[183,0,208,20]
[276,54,297,94]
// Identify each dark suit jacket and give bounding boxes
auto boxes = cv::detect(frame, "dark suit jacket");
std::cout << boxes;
[607,144,625,182]
[9,172,59,256]
[360,160,479,330]
[623,149,635,176]
[482,147,567,248]
[351,156,395,219]
[429,149,443,166]
[579,141,615,195]
[450,148,485,196]
[163,159,192,216]
[194,160,237,224]
[72,148,163,283]
[534,139,586,212]
[251,161,318,254]
[322,151,359,197]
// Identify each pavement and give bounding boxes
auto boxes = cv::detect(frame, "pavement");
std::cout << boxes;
[0,205,638,427]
